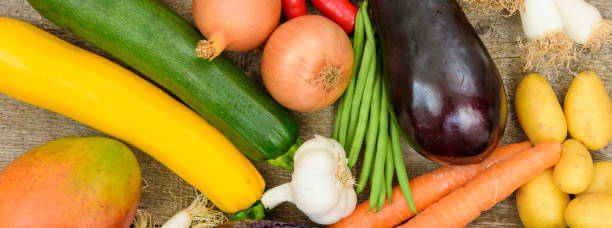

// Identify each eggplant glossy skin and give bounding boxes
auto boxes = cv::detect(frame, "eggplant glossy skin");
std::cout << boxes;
[372,0,507,165]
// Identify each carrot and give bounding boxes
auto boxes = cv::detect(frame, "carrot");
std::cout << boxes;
[399,141,563,228]
[329,141,531,228]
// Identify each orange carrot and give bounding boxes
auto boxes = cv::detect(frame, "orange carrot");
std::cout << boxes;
[329,141,531,228]
[399,141,563,228]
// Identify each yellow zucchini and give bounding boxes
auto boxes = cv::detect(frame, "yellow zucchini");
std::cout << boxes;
[0,18,264,213]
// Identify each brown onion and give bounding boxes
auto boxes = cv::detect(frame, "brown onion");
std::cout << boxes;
[262,15,353,112]
[193,0,281,60]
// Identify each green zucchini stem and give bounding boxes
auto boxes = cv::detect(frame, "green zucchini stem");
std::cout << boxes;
[230,201,266,221]
[266,138,302,170]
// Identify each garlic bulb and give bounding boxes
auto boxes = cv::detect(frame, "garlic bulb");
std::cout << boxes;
[261,135,357,225]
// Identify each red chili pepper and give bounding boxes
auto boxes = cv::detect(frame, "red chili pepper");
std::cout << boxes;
[311,0,358,34]
[282,0,308,20]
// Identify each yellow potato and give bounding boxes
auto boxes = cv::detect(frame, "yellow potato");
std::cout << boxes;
[580,161,612,196]
[554,139,593,194]
[564,71,612,150]
[517,168,569,228]
[515,73,567,145]
[565,193,612,228]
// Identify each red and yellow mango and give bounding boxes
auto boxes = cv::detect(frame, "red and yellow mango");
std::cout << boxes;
[0,137,141,228]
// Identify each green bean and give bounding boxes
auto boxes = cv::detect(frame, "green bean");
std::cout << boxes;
[369,78,389,210]
[368,161,378,210]
[333,98,343,140]
[385,134,394,203]
[384,77,418,212]
[344,40,374,146]
[370,170,386,211]
[347,49,380,167]
[339,1,416,211]
[387,103,420,151]
[346,43,374,143]
[377,176,386,211]
[346,9,376,144]
[391,117,419,215]
[355,69,382,192]
[375,79,390,210]
[369,156,384,210]
[377,78,390,167]
[361,3,376,47]
[351,4,367,76]
[334,3,366,144]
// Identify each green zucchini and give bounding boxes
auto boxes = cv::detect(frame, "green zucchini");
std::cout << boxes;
[28,0,299,168]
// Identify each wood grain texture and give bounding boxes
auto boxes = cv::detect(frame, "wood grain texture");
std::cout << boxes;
[1,0,611,227]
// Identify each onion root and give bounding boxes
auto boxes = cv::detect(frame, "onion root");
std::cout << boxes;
[132,209,155,228]
[463,0,523,16]
[336,156,356,188]
[519,31,576,72]
[313,63,342,90]
[184,193,227,227]
[196,33,227,61]
[132,192,227,228]
[585,19,612,51]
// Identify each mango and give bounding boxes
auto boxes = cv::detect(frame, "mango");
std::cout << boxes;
[564,71,612,150]
[0,137,141,228]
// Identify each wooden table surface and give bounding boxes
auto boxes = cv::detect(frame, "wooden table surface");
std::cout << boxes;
[1,0,611,227]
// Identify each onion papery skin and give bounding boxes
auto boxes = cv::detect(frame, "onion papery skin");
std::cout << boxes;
[262,15,354,112]
[193,0,281,59]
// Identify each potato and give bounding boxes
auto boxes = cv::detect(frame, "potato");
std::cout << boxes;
[564,71,612,150]
[580,161,612,195]
[515,73,567,145]
[553,139,593,194]
[565,193,612,228]
[517,168,569,228]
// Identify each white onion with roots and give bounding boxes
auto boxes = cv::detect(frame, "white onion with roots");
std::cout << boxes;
[518,0,576,72]
[463,0,611,72]
[131,193,226,228]
[555,0,611,51]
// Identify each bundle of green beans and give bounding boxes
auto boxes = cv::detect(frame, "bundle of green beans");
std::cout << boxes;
[332,1,418,213]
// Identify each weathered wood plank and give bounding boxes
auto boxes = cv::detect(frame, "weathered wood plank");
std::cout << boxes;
[1,0,610,227]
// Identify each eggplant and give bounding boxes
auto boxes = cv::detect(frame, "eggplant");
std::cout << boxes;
[372,0,507,165]
[216,220,313,228]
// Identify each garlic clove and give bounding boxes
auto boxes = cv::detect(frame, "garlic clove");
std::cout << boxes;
[340,188,357,218]
[308,190,349,224]
[294,135,339,161]
[294,150,336,174]
[291,176,340,213]
[292,150,341,214]
[307,186,357,225]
